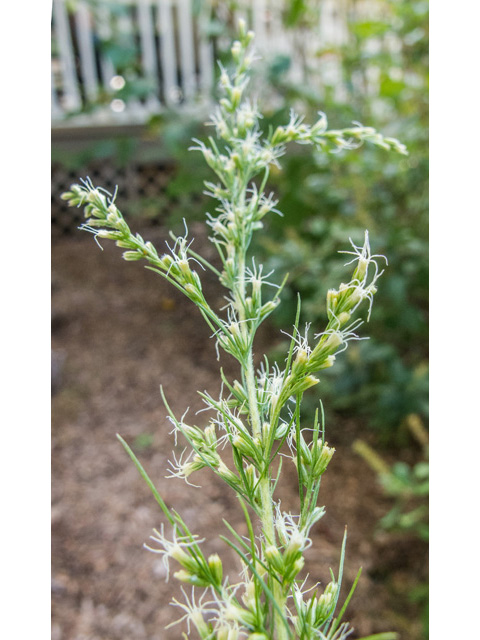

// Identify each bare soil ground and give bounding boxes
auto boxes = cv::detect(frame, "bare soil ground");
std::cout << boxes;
[52,228,427,640]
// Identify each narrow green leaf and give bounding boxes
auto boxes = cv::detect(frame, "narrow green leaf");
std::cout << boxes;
[329,567,362,635]
[117,434,175,526]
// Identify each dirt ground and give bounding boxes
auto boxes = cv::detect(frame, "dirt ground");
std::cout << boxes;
[52,227,427,640]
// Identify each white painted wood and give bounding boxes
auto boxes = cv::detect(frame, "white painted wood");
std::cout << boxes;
[136,0,161,111]
[197,3,214,97]
[53,0,81,111]
[75,1,99,102]
[177,0,196,100]
[157,0,178,105]
[51,0,357,127]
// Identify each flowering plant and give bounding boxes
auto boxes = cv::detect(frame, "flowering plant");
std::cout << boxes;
[62,22,405,640]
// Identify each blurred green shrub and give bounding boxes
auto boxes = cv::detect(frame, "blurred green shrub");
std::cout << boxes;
[257,0,428,439]
[353,413,428,638]
[353,413,429,542]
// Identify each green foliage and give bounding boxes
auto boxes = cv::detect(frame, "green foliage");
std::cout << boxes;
[257,0,428,437]
[352,411,428,638]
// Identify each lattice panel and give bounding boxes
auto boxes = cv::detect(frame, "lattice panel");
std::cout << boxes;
[51,159,196,237]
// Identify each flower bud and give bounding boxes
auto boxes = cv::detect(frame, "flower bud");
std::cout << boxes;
[271,126,287,146]
[244,464,258,491]
[184,283,204,304]
[87,188,105,207]
[220,70,230,87]
[265,545,284,573]
[178,258,191,275]
[191,609,211,638]
[275,421,290,439]
[232,434,257,459]
[315,581,338,622]
[353,256,369,283]
[107,211,119,224]
[204,424,217,447]
[159,253,174,270]
[242,580,256,609]
[237,18,246,38]
[122,250,142,261]
[313,442,335,477]
[207,553,223,585]
[317,355,335,369]
[337,311,351,326]
[224,604,256,627]
[231,41,242,61]
[290,374,320,395]
[326,288,339,310]
[284,531,305,565]
[173,569,209,587]
[217,627,239,640]
[291,556,305,576]
[311,332,343,362]
[96,229,121,240]
[170,545,197,571]
[231,87,242,108]
[217,461,239,486]
[291,348,309,376]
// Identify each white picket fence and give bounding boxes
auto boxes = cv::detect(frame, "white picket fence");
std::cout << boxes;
[51,0,348,128]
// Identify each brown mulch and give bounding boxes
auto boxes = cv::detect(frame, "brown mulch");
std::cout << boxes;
[52,228,427,640]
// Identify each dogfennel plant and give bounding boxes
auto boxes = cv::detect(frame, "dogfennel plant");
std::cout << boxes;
[62,22,406,640]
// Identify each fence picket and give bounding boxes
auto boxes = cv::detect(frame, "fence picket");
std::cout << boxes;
[177,0,196,100]
[157,0,178,105]
[197,5,214,97]
[53,0,81,112]
[75,1,99,103]
[136,0,161,111]
[51,0,351,126]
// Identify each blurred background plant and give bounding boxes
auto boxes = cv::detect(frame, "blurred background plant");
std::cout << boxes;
[256,0,428,443]
[352,413,429,637]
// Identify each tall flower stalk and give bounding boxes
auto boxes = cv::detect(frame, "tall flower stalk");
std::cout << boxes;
[62,22,405,640]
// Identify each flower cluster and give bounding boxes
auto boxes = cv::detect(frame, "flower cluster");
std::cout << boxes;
[62,20,403,640]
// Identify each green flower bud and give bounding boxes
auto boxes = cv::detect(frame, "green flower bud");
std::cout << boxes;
[204,424,217,447]
[317,355,336,369]
[207,553,223,585]
[224,604,256,627]
[173,569,209,587]
[313,442,335,477]
[190,609,211,639]
[231,41,242,61]
[184,283,205,304]
[122,250,142,261]
[217,626,239,640]
[232,433,258,459]
[265,545,284,573]
[169,545,198,572]
[217,461,239,486]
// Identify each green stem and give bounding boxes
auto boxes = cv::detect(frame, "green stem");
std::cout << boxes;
[234,179,288,639]
[244,352,288,640]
